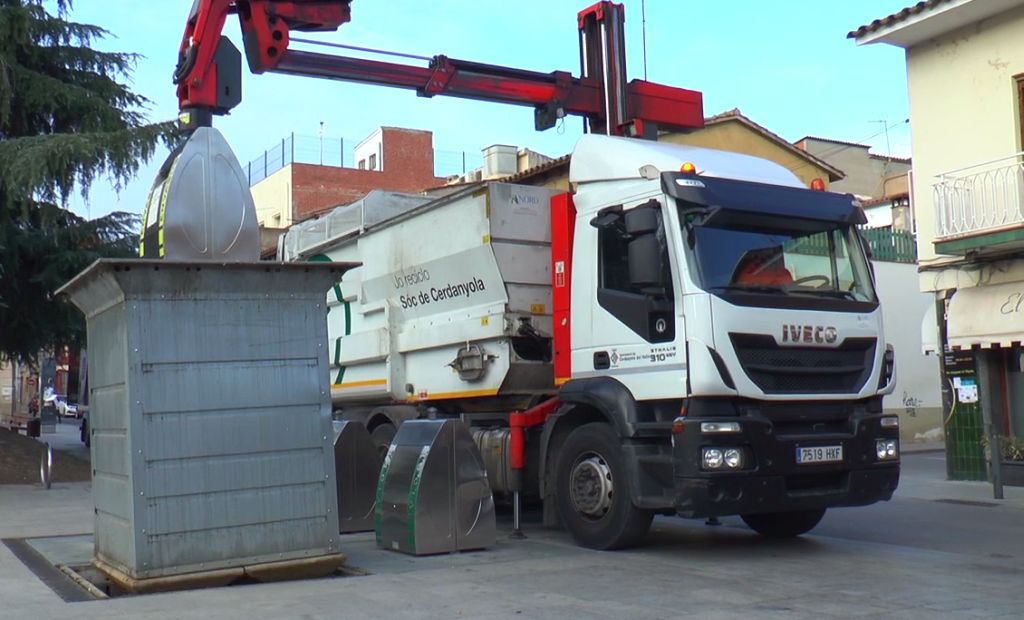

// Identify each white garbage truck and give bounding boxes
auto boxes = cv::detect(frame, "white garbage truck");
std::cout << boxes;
[281,134,901,549]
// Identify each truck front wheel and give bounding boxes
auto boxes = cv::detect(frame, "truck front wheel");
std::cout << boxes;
[741,509,825,538]
[555,422,653,550]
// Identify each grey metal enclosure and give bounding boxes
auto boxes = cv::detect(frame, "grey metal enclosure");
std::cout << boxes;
[59,260,352,579]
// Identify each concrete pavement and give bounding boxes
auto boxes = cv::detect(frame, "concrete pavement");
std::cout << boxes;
[2,452,1023,619]
[36,416,89,462]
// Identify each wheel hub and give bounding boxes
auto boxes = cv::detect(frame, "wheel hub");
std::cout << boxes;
[569,453,613,518]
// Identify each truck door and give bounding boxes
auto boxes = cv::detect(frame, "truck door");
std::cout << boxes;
[575,198,686,400]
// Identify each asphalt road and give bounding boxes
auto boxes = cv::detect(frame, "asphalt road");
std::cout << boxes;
[649,451,1024,560]
[811,452,1024,559]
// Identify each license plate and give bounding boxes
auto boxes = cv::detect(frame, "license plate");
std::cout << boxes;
[796,445,843,464]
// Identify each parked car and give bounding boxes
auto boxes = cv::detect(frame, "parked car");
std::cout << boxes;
[45,394,79,419]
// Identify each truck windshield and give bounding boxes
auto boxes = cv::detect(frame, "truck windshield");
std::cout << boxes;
[687,219,876,304]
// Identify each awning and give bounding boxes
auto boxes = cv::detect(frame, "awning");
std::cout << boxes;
[920,300,939,355]
[947,281,1024,349]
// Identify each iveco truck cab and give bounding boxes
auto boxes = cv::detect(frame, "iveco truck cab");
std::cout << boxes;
[562,134,899,543]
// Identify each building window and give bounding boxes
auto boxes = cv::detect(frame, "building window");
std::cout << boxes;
[368,153,377,171]
[358,159,366,170]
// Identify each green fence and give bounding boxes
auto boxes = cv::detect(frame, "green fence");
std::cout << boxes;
[862,228,917,263]
[783,228,918,264]
[946,400,987,481]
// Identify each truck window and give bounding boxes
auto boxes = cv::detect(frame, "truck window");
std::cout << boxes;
[598,222,633,292]
[596,204,675,343]
[690,219,877,308]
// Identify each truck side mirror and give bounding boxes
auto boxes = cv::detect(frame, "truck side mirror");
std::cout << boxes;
[590,205,623,229]
[628,234,663,289]
[625,201,667,292]
[624,203,659,235]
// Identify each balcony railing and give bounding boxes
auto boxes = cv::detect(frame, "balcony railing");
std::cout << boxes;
[934,152,1024,239]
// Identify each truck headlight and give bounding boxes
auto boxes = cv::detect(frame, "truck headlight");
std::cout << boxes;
[723,448,743,469]
[702,447,744,470]
[702,448,724,470]
[876,439,898,460]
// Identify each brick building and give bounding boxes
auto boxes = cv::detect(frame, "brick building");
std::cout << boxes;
[252,127,448,231]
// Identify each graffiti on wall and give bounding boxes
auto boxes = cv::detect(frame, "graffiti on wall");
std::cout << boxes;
[902,391,923,417]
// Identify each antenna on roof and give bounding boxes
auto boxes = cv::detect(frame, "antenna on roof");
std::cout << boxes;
[871,119,891,159]
[641,0,649,81]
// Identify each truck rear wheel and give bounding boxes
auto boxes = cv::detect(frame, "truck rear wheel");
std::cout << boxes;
[555,422,653,550]
[370,422,397,461]
[741,509,825,538]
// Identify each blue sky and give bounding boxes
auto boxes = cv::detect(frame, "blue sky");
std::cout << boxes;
[63,0,913,218]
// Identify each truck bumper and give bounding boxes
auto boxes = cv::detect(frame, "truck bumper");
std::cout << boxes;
[674,466,899,518]
[671,408,900,519]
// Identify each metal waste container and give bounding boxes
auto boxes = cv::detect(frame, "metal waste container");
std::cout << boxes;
[331,420,379,533]
[375,419,496,555]
[58,259,354,580]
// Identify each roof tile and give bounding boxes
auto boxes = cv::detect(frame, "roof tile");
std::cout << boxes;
[848,0,952,39]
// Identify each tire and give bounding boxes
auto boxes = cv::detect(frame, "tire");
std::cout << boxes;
[555,422,653,550]
[741,509,826,538]
[370,422,397,461]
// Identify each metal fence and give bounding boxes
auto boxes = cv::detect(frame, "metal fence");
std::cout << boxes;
[786,228,917,264]
[934,152,1024,239]
[244,133,483,185]
[861,228,917,263]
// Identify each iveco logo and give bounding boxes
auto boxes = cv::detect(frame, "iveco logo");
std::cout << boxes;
[782,324,838,344]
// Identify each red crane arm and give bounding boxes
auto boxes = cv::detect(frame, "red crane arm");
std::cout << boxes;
[272,52,605,127]
[173,1,703,136]
[175,0,351,120]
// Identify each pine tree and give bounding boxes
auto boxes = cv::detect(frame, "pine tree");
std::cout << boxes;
[0,0,177,365]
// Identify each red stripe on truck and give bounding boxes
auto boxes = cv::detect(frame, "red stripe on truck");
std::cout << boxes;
[551,192,576,383]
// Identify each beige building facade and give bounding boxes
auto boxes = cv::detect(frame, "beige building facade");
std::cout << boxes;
[661,110,843,188]
[854,0,1024,481]
[856,0,1024,271]
[795,136,911,200]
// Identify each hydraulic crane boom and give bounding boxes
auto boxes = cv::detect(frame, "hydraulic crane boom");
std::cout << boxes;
[144,0,704,263]
[173,0,704,136]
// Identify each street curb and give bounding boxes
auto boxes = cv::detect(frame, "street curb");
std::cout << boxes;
[902,448,945,455]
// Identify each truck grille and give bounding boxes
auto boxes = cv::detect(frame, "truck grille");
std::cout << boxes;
[729,334,876,394]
